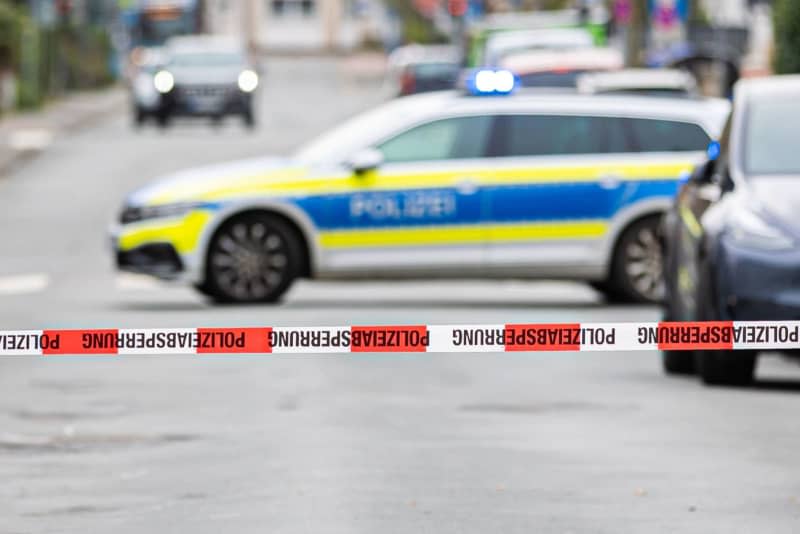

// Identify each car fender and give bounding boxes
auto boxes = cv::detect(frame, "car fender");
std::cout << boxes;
[599,196,673,273]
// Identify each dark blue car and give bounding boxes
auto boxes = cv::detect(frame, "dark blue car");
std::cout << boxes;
[662,75,800,385]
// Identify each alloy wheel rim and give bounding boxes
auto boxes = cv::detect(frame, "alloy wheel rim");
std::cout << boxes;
[210,222,288,299]
[624,226,664,302]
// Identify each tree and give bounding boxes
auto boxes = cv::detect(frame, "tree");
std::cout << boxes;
[773,0,800,74]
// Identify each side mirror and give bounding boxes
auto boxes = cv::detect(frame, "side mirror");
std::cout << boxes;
[347,148,384,176]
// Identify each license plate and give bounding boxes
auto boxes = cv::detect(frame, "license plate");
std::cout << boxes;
[188,96,223,112]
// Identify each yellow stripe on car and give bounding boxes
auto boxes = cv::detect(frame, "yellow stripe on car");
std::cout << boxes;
[319,220,608,248]
[118,211,213,253]
[148,162,693,205]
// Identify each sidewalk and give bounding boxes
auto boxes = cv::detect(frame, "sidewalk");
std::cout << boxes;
[0,86,127,177]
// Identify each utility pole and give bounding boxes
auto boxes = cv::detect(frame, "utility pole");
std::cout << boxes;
[624,0,648,67]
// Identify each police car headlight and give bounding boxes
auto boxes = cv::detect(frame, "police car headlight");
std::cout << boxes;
[153,70,175,94]
[728,208,794,251]
[120,202,203,224]
[237,70,259,93]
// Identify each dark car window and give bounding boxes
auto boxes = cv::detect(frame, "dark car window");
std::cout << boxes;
[377,116,494,163]
[494,114,607,157]
[623,117,709,152]
[517,71,586,88]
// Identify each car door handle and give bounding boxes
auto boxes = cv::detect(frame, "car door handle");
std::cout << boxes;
[455,178,479,195]
[599,173,623,189]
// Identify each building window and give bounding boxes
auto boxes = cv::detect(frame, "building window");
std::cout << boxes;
[270,0,315,17]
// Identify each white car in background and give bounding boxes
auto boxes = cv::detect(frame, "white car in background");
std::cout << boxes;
[483,28,596,67]
[577,69,700,98]
[130,47,167,126]
[500,47,624,88]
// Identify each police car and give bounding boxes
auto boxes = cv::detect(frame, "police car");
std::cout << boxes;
[112,71,729,304]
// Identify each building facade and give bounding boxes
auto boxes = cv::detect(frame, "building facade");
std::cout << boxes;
[203,0,376,52]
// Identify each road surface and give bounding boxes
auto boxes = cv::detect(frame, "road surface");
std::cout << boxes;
[2,58,800,534]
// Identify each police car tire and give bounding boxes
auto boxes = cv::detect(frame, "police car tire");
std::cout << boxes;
[203,213,302,304]
[610,216,665,304]
[589,281,628,303]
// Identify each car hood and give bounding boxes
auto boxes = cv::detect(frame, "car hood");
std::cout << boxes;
[749,176,800,234]
[170,65,245,86]
[126,157,316,207]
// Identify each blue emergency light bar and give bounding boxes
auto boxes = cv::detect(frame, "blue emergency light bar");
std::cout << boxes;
[464,69,517,96]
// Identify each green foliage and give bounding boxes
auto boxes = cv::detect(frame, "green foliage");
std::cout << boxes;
[46,25,115,91]
[0,2,114,110]
[0,2,23,69]
[773,0,800,74]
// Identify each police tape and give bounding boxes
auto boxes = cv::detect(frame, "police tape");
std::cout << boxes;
[1,321,800,356]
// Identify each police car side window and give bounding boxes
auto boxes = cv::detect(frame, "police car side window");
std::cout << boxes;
[496,115,607,157]
[622,118,710,152]
[377,116,493,163]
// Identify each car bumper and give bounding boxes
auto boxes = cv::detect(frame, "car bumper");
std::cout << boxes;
[159,86,252,116]
[716,236,800,321]
[109,211,212,283]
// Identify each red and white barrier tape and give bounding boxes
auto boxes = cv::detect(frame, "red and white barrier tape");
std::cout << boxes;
[1,321,799,356]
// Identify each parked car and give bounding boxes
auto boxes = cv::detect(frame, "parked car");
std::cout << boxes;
[500,47,623,88]
[662,75,800,385]
[577,69,699,98]
[482,28,596,66]
[386,45,460,97]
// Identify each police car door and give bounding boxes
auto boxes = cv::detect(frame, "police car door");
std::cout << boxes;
[485,113,624,274]
[320,115,494,275]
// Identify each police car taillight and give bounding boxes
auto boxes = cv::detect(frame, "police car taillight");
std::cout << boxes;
[464,69,517,96]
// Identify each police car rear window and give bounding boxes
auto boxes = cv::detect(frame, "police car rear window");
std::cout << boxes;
[620,117,709,152]
[493,114,709,157]
[496,115,606,157]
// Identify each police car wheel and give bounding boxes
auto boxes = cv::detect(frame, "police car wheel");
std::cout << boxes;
[204,214,301,304]
[611,216,665,304]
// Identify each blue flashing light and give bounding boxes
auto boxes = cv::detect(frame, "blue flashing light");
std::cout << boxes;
[466,69,517,96]
[707,140,721,161]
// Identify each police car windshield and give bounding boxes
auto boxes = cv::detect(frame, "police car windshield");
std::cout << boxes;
[294,99,422,166]
[744,95,800,175]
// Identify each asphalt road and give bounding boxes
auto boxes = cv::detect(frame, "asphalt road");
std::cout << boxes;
[2,58,800,534]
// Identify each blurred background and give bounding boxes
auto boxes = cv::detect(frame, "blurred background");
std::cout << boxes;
[4,1,800,532]
[0,0,790,116]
